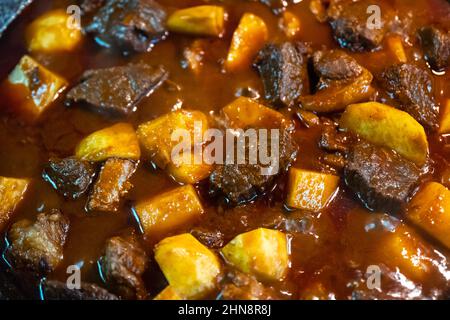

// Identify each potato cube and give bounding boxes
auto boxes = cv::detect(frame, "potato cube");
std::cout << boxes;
[154,233,222,299]
[439,99,450,134]
[154,286,182,300]
[137,110,211,184]
[386,35,407,63]
[280,11,301,39]
[340,102,429,166]
[406,182,450,249]
[221,228,289,282]
[1,55,67,121]
[377,225,431,281]
[25,9,82,52]
[167,5,226,37]
[0,177,29,232]
[134,185,204,237]
[286,168,339,212]
[226,13,268,72]
[75,123,141,162]
[222,97,289,129]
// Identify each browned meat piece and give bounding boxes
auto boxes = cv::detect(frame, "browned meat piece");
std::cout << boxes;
[87,158,137,213]
[319,122,352,154]
[79,0,105,14]
[101,235,148,299]
[344,141,421,214]
[418,26,450,72]
[84,0,167,53]
[42,157,95,200]
[0,269,26,300]
[254,42,310,108]
[209,129,297,205]
[379,63,439,130]
[219,271,279,300]
[191,228,225,249]
[42,280,118,300]
[5,210,69,275]
[327,0,394,52]
[313,50,363,83]
[66,64,168,117]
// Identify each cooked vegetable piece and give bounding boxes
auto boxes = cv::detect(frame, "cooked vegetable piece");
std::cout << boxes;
[154,233,221,299]
[66,64,168,117]
[406,182,450,250]
[340,102,429,166]
[221,228,289,282]
[0,177,29,232]
[226,13,268,72]
[279,11,301,39]
[75,123,140,162]
[439,99,450,134]
[386,35,407,63]
[377,225,431,281]
[254,42,310,108]
[101,235,148,299]
[222,97,289,129]
[286,168,339,211]
[134,185,203,237]
[167,5,225,37]
[25,9,82,52]
[137,110,211,184]
[5,210,69,275]
[84,0,167,53]
[300,69,373,113]
[1,55,67,121]
[43,157,95,200]
[87,158,137,213]
[345,141,420,214]
[154,286,182,300]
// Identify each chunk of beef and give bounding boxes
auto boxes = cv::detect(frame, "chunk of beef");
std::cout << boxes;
[254,42,310,108]
[87,158,137,213]
[5,210,69,275]
[327,0,394,52]
[79,0,105,14]
[344,141,420,214]
[219,271,279,300]
[43,157,95,200]
[101,235,148,299]
[84,0,167,53]
[191,228,225,249]
[66,64,168,117]
[42,280,118,300]
[418,26,450,72]
[0,269,26,300]
[319,119,353,153]
[313,50,363,83]
[380,63,439,130]
[209,128,297,205]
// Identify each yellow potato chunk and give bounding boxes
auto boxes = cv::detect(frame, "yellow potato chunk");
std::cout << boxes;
[221,228,289,282]
[286,168,339,211]
[75,123,141,162]
[406,182,450,249]
[154,286,182,300]
[137,110,211,184]
[377,225,431,281]
[386,35,407,63]
[280,11,301,39]
[155,233,222,299]
[134,185,204,237]
[167,5,225,37]
[226,13,268,72]
[1,55,67,121]
[25,9,82,52]
[340,102,429,166]
[222,97,289,129]
[439,99,450,134]
[0,177,29,232]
